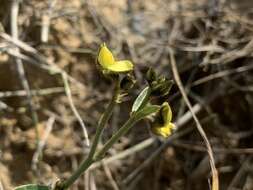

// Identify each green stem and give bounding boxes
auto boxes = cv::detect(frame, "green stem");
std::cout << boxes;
[88,80,120,160]
[95,115,139,161]
[60,79,120,190]
[61,158,94,189]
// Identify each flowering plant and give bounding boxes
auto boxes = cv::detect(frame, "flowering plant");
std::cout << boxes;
[14,43,175,190]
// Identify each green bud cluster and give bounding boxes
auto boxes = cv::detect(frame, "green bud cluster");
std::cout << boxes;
[145,68,173,97]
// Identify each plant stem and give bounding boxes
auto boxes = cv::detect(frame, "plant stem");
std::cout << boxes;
[88,79,120,159]
[95,115,138,161]
[60,79,120,190]
[94,104,159,161]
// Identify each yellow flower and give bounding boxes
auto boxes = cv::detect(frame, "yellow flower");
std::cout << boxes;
[98,43,133,73]
[151,102,175,138]
[151,122,175,138]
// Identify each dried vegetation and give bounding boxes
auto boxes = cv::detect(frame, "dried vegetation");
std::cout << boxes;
[1,0,253,189]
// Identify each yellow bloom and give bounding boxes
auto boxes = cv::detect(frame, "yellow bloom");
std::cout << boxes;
[151,122,175,137]
[151,102,175,138]
[98,43,133,73]
[161,102,172,124]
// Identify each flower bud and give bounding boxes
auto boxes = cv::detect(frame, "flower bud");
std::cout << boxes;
[150,102,175,138]
[144,68,173,97]
[145,68,157,84]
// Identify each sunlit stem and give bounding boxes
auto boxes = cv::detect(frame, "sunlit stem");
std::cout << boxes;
[94,115,138,161]
[60,78,120,190]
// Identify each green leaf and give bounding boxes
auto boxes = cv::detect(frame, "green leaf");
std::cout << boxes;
[131,86,151,113]
[14,184,50,190]
[133,105,160,121]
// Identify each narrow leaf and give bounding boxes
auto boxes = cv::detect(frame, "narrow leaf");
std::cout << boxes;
[131,86,151,113]
[14,184,50,190]
[133,105,160,121]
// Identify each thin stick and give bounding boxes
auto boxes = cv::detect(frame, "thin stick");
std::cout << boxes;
[102,162,120,190]
[89,173,97,190]
[0,32,87,91]
[169,48,219,190]
[90,138,155,169]
[70,156,79,190]
[0,87,64,98]
[172,141,253,154]
[0,101,13,111]
[0,180,4,190]
[207,40,253,65]
[10,0,39,144]
[192,63,253,86]
[123,127,193,185]
[84,171,89,190]
[41,0,57,43]
[0,32,38,53]
[62,73,90,146]
[227,157,251,190]
[32,116,55,171]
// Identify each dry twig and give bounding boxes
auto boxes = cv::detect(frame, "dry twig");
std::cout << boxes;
[41,0,57,43]
[32,116,55,172]
[0,180,4,190]
[62,73,90,146]
[102,163,120,190]
[169,48,219,190]
[10,0,40,146]
[0,87,64,98]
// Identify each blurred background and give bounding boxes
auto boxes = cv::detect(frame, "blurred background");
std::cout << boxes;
[1,0,253,189]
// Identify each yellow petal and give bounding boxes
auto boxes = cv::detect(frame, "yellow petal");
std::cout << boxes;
[107,60,133,72]
[161,102,172,124]
[151,123,175,138]
[98,43,115,69]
